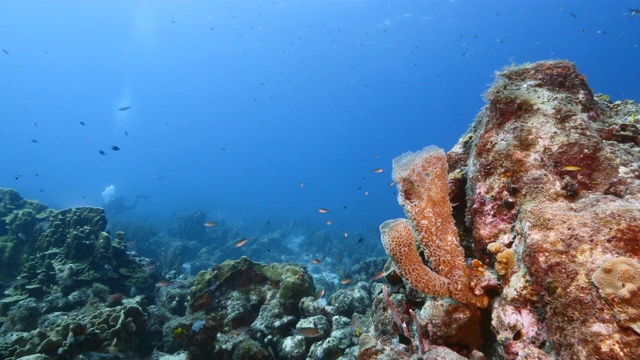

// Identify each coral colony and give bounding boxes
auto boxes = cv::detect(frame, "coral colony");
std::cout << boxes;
[1,61,639,359]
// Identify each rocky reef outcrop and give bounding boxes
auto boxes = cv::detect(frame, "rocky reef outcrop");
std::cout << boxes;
[171,256,366,359]
[368,60,640,359]
[0,189,159,359]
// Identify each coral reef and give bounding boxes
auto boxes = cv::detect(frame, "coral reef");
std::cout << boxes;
[177,256,369,359]
[2,60,638,360]
[374,60,640,359]
[0,190,159,359]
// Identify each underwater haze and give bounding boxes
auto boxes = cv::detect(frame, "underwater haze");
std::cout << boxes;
[1,1,638,251]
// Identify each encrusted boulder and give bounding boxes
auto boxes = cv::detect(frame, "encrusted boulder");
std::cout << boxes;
[448,60,640,359]
[183,256,316,359]
[366,60,640,359]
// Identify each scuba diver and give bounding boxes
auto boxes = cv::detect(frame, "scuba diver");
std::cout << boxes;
[104,195,150,218]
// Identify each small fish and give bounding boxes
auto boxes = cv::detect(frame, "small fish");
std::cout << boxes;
[596,30,607,35]
[370,270,386,281]
[340,278,353,285]
[15,175,20,180]
[313,289,325,301]
[356,237,364,244]
[344,231,348,238]
[33,122,38,127]
[111,146,120,151]
[318,208,329,213]
[350,314,359,329]
[629,9,640,19]
[375,153,379,159]
[570,13,577,19]
[371,168,383,173]
[203,221,217,227]
[355,326,362,337]
[2,48,9,55]
[31,139,39,143]
[294,327,321,337]
[124,131,128,137]
[235,237,249,247]
[299,181,304,188]
[563,165,582,171]
[631,114,636,124]
[118,106,132,111]
[99,150,106,156]
[79,121,85,126]
[326,220,333,225]
[155,280,171,287]
[388,181,396,187]
[312,258,321,264]
[143,265,157,273]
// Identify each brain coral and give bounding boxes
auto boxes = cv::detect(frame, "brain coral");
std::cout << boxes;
[591,257,640,334]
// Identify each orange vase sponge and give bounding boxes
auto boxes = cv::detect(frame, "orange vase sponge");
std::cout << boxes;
[381,146,488,308]
[380,218,451,298]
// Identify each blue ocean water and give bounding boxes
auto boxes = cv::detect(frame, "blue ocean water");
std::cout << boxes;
[1,1,638,262]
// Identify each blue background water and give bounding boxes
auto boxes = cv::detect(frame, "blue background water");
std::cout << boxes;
[1,1,638,251]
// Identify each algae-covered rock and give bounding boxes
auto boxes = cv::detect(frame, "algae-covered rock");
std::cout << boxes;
[186,257,316,360]
[0,189,51,283]
[189,256,314,314]
[327,281,372,317]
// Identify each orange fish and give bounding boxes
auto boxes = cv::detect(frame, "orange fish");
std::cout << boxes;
[370,270,386,281]
[235,237,250,247]
[318,208,329,213]
[314,289,325,301]
[340,278,353,285]
[312,258,322,264]
[155,280,171,287]
[371,168,383,173]
[203,221,217,227]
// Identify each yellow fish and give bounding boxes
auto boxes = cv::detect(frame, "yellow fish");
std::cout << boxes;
[562,166,582,171]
